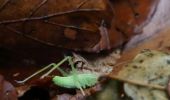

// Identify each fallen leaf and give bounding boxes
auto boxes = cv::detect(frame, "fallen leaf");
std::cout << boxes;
[0,0,158,52]
[111,50,170,100]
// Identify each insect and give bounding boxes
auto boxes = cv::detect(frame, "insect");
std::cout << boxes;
[16,56,98,95]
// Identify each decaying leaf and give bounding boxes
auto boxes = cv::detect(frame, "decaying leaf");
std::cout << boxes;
[111,50,170,100]
[0,0,159,52]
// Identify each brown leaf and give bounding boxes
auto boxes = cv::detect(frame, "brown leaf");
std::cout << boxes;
[0,0,158,52]
[16,85,31,97]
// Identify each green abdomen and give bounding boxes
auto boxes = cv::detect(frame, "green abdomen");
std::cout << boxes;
[52,73,97,89]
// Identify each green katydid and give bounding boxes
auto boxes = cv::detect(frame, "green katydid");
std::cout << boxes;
[16,56,98,96]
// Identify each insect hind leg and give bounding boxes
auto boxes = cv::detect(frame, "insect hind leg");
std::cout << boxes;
[15,63,56,84]
[16,56,70,83]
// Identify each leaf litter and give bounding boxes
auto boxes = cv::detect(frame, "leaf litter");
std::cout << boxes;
[110,49,170,100]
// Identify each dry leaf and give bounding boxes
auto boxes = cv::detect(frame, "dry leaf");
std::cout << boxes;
[0,0,158,52]
[111,50,170,100]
